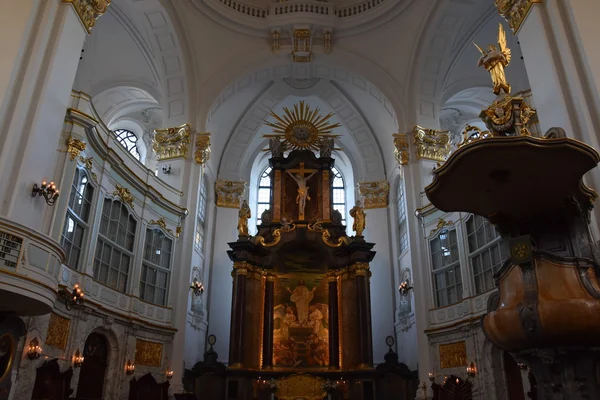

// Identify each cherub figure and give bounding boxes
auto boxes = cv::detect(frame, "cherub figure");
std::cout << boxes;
[474,23,512,95]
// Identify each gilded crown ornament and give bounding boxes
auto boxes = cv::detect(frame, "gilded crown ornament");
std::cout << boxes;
[263,101,341,153]
[474,23,512,95]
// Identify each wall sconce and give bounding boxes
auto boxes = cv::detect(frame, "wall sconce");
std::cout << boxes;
[165,368,174,380]
[162,164,171,175]
[73,349,84,368]
[125,359,135,375]
[32,179,60,206]
[398,279,413,297]
[517,362,528,371]
[466,361,477,378]
[58,283,84,310]
[428,372,435,382]
[27,338,42,360]
[190,278,204,296]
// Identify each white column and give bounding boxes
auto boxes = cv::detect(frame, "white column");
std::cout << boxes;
[0,1,87,237]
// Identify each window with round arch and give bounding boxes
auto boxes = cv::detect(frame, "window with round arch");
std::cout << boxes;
[331,167,346,225]
[257,167,272,225]
[113,129,140,160]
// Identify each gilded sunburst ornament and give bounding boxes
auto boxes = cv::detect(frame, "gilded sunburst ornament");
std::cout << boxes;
[263,101,341,152]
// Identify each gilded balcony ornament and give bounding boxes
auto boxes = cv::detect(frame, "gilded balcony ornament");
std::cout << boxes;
[153,124,192,161]
[474,23,512,95]
[195,133,211,165]
[393,133,409,165]
[78,156,97,182]
[358,180,390,209]
[66,137,86,161]
[413,126,451,162]
[113,184,134,208]
[495,0,543,34]
[61,0,111,34]
[292,29,312,62]
[148,217,174,236]
[429,218,454,237]
[176,226,182,238]
[215,180,246,208]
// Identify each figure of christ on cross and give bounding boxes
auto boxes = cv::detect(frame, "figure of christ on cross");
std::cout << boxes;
[286,163,318,220]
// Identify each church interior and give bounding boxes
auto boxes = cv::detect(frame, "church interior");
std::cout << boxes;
[1,1,600,399]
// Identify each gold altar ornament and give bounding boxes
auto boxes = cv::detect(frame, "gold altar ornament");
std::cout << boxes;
[135,339,163,367]
[66,137,86,161]
[215,180,246,208]
[413,126,451,162]
[495,0,543,34]
[358,180,390,209]
[237,200,251,236]
[45,313,71,350]
[349,201,366,236]
[195,133,211,165]
[263,101,341,153]
[275,374,327,400]
[62,0,111,34]
[153,124,192,161]
[393,133,409,165]
[439,341,468,369]
[474,23,512,95]
[113,184,134,208]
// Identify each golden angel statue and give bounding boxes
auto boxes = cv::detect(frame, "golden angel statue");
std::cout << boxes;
[349,200,366,237]
[237,200,251,236]
[474,23,512,95]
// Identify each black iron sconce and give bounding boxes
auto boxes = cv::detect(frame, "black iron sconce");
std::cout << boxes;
[398,279,413,297]
[32,179,60,206]
[162,164,172,175]
[190,278,204,296]
[58,283,84,310]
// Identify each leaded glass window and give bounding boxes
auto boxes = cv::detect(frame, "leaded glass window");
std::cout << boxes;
[331,167,346,225]
[430,228,462,307]
[114,129,140,160]
[257,167,272,225]
[140,228,172,305]
[397,179,408,254]
[195,177,207,252]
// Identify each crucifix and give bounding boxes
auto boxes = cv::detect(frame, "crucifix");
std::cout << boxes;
[287,162,318,220]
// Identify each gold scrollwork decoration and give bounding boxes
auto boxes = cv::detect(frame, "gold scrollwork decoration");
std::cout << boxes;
[413,125,451,162]
[479,95,537,137]
[275,374,327,400]
[78,156,98,182]
[495,0,544,34]
[153,124,192,161]
[358,180,390,209]
[195,133,211,165]
[429,218,454,237]
[308,221,352,248]
[113,184,134,209]
[252,222,296,247]
[214,180,246,208]
[176,226,182,238]
[45,313,71,350]
[135,339,163,367]
[66,137,86,161]
[148,217,174,236]
[61,0,111,34]
[393,133,409,165]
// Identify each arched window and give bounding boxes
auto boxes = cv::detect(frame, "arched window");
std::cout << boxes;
[94,199,137,292]
[466,214,508,294]
[195,177,207,252]
[397,178,408,254]
[61,168,94,270]
[331,167,346,224]
[140,228,172,305]
[430,228,462,307]
[257,167,272,225]
[114,129,140,160]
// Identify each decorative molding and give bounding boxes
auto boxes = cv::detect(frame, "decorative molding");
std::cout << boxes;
[214,180,246,208]
[439,341,468,369]
[66,137,86,161]
[61,0,111,34]
[45,313,70,350]
[194,133,211,165]
[271,30,280,54]
[176,225,182,238]
[113,184,134,208]
[495,0,544,34]
[393,133,409,165]
[153,124,192,161]
[357,180,390,209]
[292,29,312,62]
[148,217,175,237]
[78,156,97,182]
[135,339,163,366]
[429,218,454,237]
[413,125,451,162]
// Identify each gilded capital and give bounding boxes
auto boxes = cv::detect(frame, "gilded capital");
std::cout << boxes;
[413,125,451,162]
[62,0,111,34]
[351,262,371,277]
[358,181,390,209]
[153,124,192,161]
[495,0,543,34]
[215,180,246,208]
[195,133,211,165]
[393,133,409,165]
[66,137,86,161]
[325,271,338,283]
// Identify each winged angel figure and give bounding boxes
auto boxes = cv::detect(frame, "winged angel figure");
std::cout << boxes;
[474,23,512,95]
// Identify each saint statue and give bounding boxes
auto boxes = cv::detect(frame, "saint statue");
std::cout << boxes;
[287,170,317,218]
[319,137,334,158]
[350,200,366,236]
[474,23,512,95]
[269,137,284,158]
[237,200,251,236]
[287,280,316,325]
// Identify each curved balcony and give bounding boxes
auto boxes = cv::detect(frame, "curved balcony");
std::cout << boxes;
[0,217,64,316]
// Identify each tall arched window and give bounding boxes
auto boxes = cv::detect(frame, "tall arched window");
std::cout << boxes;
[114,129,140,160]
[397,178,408,254]
[94,199,137,292]
[141,228,172,305]
[195,177,207,252]
[257,167,272,225]
[430,228,462,307]
[61,168,94,270]
[331,167,346,224]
